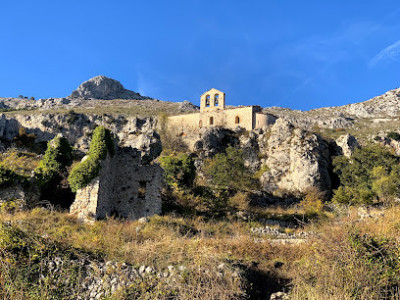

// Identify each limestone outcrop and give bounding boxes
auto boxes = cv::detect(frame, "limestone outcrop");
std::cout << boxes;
[335,134,359,158]
[259,119,332,195]
[69,75,151,100]
[188,120,333,196]
[0,113,158,151]
[193,127,239,158]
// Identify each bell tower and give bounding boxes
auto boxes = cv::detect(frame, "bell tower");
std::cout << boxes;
[200,88,225,113]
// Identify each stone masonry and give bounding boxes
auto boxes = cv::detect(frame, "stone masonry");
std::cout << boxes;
[168,88,277,133]
[70,146,163,222]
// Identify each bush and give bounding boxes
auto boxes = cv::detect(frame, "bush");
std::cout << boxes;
[0,166,18,189]
[371,165,400,202]
[333,185,375,205]
[68,126,114,192]
[35,136,72,187]
[332,144,399,204]
[387,131,400,141]
[68,157,101,192]
[203,146,257,191]
[228,191,250,212]
[37,136,72,173]
[87,126,115,160]
[159,153,195,188]
[299,187,325,216]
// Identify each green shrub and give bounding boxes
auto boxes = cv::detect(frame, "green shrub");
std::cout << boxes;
[37,136,72,173]
[371,165,400,202]
[68,126,114,192]
[35,136,72,188]
[332,144,400,205]
[68,157,101,192]
[159,153,195,188]
[0,166,18,189]
[203,146,257,191]
[88,125,115,159]
[0,222,27,252]
[333,185,375,205]
[387,131,400,141]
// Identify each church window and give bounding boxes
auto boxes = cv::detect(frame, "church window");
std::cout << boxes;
[214,94,219,106]
[235,116,240,124]
[206,95,210,107]
[209,117,214,125]
[199,120,203,128]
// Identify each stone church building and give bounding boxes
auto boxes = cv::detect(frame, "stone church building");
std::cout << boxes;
[168,88,276,132]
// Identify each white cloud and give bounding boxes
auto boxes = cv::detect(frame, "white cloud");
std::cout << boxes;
[369,39,400,67]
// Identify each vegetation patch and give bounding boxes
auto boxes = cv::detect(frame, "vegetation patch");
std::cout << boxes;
[34,136,73,207]
[159,152,195,188]
[203,146,257,191]
[332,144,400,204]
[68,126,114,192]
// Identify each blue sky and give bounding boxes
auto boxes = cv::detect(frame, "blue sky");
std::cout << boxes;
[1,1,400,110]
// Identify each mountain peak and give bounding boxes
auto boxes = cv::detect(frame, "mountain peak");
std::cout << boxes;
[69,75,151,100]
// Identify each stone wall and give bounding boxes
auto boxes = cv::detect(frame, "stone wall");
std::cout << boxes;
[70,147,163,222]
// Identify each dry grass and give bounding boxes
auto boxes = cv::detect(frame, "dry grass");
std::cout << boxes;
[3,204,400,299]
[289,206,400,299]
[0,149,40,176]
[0,208,290,298]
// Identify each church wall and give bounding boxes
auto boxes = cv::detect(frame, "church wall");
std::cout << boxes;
[167,107,274,132]
[167,113,200,132]
[255,113,277,129]
[218,106,256,131]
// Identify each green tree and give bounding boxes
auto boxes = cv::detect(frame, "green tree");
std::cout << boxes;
[203,146,257,191]
[159,153,195,188]
[332,144,400,204]
[35,136,73,191]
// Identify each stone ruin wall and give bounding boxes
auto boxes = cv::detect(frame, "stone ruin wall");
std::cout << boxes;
[111,147,162,219]
[70,147,163,221]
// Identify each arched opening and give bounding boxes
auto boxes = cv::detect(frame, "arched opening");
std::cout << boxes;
[206,95,210,107]
[214,94,219,106]
[209,117,214,125]
[199,120,203,128]
[235,116,240,124]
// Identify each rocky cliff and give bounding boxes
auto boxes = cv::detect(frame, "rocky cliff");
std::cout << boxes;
[190,121,335,196]
[0,113,159,153]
